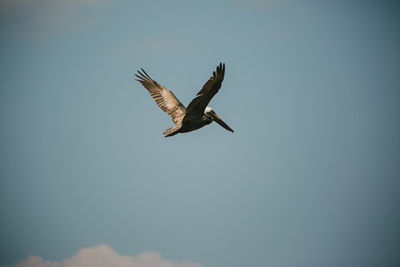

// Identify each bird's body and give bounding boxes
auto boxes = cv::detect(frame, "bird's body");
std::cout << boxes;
[135,63,233,137]
[181,114,213,133]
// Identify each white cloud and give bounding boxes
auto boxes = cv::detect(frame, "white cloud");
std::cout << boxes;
[3,244,202,267]
[0,0,104,11]
[0,0,111,40]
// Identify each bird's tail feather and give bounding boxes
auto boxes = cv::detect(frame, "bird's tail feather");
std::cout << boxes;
[163,126,180,137]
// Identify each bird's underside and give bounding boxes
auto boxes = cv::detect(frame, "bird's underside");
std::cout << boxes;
[135,63,232,137]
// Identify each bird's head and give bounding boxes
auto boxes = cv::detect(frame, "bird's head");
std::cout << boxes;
[204,106,234,133]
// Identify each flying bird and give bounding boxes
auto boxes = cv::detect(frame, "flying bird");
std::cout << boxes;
[135,63,234,137]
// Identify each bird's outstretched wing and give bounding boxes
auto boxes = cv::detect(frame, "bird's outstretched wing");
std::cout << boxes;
[136,69,186,125]
[185,63,225,117]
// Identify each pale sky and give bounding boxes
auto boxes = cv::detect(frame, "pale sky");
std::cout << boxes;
[1,1,400,267]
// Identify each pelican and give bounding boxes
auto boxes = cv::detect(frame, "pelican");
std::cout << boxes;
[135,63,234,137]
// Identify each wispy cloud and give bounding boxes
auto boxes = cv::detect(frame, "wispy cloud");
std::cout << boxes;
[0,0,104,11]
[0,0,111,40]
[3,244,202,267]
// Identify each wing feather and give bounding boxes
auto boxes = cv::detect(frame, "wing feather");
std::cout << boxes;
[136,69,186,125]
[185,63,225,117]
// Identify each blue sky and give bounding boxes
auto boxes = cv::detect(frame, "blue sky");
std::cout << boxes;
[1,1,400,267]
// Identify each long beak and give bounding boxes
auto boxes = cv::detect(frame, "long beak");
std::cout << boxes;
[210,112,234,133]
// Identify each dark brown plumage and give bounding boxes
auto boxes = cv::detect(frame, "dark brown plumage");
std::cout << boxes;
[135,63,233,137]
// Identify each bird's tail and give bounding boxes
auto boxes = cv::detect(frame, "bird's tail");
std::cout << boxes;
[163,125,180,137]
